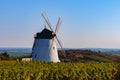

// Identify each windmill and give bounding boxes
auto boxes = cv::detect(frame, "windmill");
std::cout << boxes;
[32,13,65,62]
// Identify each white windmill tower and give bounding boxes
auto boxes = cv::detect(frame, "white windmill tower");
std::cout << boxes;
[32,13,65,62]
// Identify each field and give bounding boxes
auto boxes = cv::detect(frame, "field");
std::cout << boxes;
[0,50,120,80]
[0,61,120,80]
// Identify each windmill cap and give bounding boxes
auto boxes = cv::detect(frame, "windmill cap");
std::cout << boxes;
[35,28,54,39]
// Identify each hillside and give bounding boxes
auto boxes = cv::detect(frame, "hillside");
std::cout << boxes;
[58,49,120,63]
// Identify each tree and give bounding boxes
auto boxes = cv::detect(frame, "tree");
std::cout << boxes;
[1,52,9,57]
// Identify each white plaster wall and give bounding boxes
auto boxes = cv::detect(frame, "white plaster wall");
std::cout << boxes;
[50,40,60,62]
[32,39,60,62]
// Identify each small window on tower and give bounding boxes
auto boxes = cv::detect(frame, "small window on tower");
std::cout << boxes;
[53,46,55,50]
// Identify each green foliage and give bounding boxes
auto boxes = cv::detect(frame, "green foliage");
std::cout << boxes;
[0,52,9,60]
[1,52,9,57]
[0,61,119,80]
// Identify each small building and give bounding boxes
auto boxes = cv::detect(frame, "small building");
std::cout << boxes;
[22,58,32,61]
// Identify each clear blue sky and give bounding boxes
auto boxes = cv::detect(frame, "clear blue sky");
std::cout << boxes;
[0,0,120,48]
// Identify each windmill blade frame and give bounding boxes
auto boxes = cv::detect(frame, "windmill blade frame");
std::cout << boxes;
[55,17,62,34]
[41,13,54,31]
[42,12,65,58]
[55,36,66,57]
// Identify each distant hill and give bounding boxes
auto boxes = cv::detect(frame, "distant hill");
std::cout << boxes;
[0,48,32,57]
[64,48,120,55]
[83,48,120,55]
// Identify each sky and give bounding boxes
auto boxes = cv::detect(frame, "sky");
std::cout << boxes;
[0,0,120,48]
